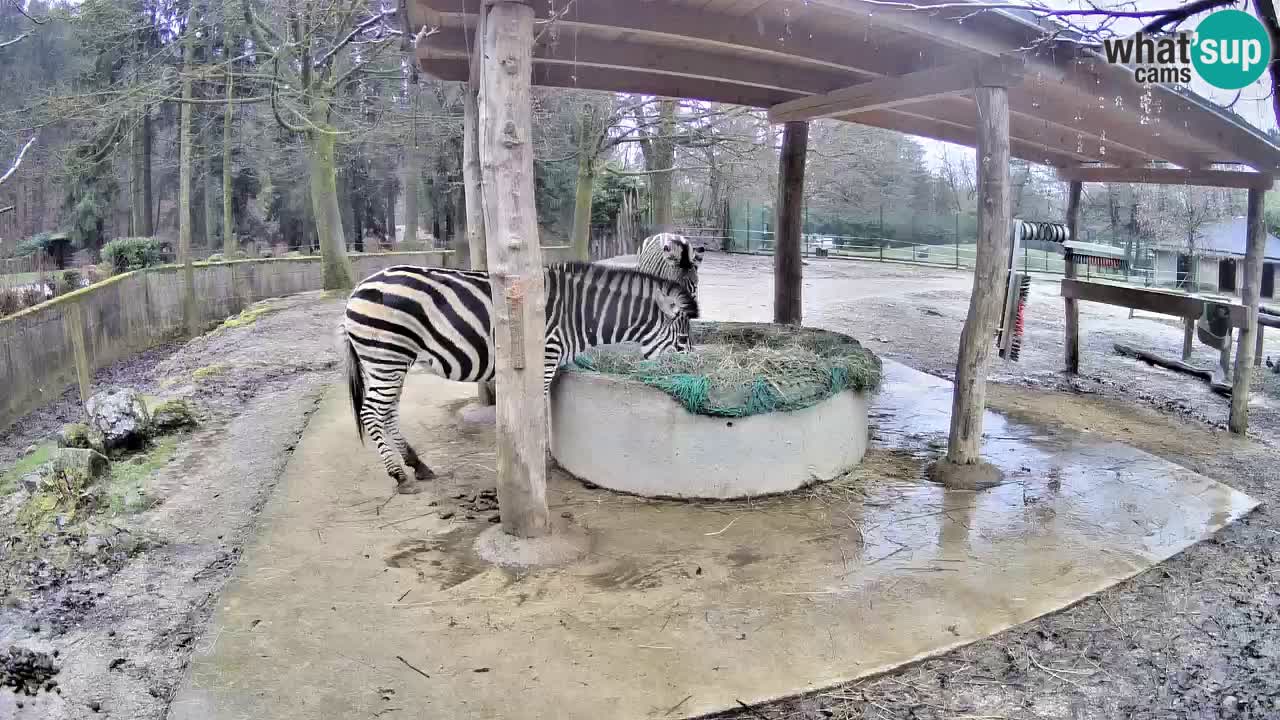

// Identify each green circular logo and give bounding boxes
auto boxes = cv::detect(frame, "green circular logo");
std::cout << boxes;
[1192,10,1272,90]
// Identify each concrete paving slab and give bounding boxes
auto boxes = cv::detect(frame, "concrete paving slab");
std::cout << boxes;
[169,360,1257,720]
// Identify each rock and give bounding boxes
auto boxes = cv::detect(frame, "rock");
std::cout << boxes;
[19,472,42,494]
[23,444,37,456]
[150,399,199,433]
[46,448,111,494]
[58,420,95,448]
[86,388,151,453]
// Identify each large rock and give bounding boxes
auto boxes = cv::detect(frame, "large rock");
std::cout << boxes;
[58,422,106,454]
[86,388,151,453]
[45,448,111,494]
[151,399,199,433]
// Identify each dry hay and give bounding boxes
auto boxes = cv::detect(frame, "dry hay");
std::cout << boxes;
[569,321,882,418]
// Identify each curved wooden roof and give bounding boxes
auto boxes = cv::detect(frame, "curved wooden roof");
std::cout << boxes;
[408,0,1280,173]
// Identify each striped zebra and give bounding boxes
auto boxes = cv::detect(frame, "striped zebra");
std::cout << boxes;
[637,232,703,299]
[342,262,699,493]
[637,233,704,343]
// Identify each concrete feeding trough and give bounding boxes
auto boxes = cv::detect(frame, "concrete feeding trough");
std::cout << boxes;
[550,321,880,500]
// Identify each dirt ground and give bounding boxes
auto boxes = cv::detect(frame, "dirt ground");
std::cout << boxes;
[0,254,1277,719]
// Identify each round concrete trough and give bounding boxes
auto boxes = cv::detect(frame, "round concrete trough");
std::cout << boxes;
[550,326,872,500]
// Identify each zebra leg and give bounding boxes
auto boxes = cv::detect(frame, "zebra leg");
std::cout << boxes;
[389,403,435,482]
[359,363,421,494]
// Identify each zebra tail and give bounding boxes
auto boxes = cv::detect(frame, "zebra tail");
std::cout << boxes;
[344,329,366,444]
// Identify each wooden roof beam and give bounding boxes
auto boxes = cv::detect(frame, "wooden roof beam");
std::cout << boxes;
[850,109,1083,168]
[768,57,1023,123]
[1057,166,1275,190]
[416,0,952,77]
[419,27,863,96]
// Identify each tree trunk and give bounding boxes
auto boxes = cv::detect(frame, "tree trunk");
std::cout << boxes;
[202,17,217,252]
[570,105,596,262]
[308,100,354,290]
[946,85,1011,469]
[774,121,808,325]
[403,164,418,245]
[1230,188,1267,434]
[463,27,487,271]
[351,185,365,253]
[648,100,677,231]
[479,1,550,538]
[385,171,398,245]
[178,22,197,336]
[222,69,235,255]
[131,111,154,237]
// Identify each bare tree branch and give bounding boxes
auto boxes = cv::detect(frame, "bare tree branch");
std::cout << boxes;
[0,135,36,187]
[0,30,32,50]
[314,9,394,69]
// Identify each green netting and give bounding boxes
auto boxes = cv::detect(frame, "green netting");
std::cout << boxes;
[568,322,882,418]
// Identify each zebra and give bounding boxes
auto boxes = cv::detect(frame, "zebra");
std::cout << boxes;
[637,233,704,344]
[637,232,703,299]
[341,262,699,494]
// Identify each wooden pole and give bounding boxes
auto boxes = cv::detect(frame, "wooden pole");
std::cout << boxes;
[478,0,550,538]
[1256,324,1265,367]
[1063,180,1082,373]
[946,84,1011,466]
[774,120,808,325]
[464,5,494,406]
[1229,187,1267,434]
[1182,315,1195,362]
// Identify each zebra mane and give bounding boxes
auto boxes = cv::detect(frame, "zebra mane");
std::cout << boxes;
[550,262,699,318]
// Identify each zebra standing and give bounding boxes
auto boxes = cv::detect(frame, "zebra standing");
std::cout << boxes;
[342,262,699,493]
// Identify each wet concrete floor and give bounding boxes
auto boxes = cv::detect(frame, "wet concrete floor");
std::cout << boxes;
[169,360,1257,720]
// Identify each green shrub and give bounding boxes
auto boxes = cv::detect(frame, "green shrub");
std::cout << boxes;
[102,237,164,273]
[54,269,83,296]
[14,232,53,257]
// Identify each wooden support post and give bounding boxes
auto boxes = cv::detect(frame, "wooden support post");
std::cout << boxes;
[774,120,807,325]
[945,84,1011,469]
[463,5,495,407]
[1230,187,1267,434]
[1256,324,1265,367]
[1182,315,1194,362]
[478,0,550,537]
[1063,181,1082,374]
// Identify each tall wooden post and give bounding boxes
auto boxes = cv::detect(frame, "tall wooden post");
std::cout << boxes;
[1229,187,1267,434]
[945,84,1011,469]
[774,120,808,325]
[478,0,550,538]
[1063,180,1082,373]
[464,5,495,406]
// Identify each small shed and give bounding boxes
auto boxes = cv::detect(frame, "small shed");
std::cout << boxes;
[407,0,1280,536]
[1151,217,1280,297]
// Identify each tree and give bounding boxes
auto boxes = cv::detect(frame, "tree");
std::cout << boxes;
[241,0,403,288]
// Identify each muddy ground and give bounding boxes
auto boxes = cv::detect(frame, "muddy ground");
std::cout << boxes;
[0,254,1277,719]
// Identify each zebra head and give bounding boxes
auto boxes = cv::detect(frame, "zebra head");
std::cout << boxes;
[650,279,700,355]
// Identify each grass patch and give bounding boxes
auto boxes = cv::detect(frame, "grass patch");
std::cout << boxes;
[0,442,55,495]
[192,363,230,381]
[107,435,179,515]
[218,300,279,330]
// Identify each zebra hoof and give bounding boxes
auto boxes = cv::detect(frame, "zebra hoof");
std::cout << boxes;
[396,480,429,495]
[413,465,436,482]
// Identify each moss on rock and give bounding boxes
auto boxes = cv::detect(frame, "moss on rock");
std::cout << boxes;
[151,399,199,433]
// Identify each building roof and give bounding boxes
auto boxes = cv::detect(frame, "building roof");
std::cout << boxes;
[1182,218,1280,261]
[410,0,1280,172]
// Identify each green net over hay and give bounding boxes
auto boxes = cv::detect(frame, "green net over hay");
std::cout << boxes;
[567,321,882,418]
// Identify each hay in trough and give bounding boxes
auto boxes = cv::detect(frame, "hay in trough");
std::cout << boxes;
[568,321,882,418]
